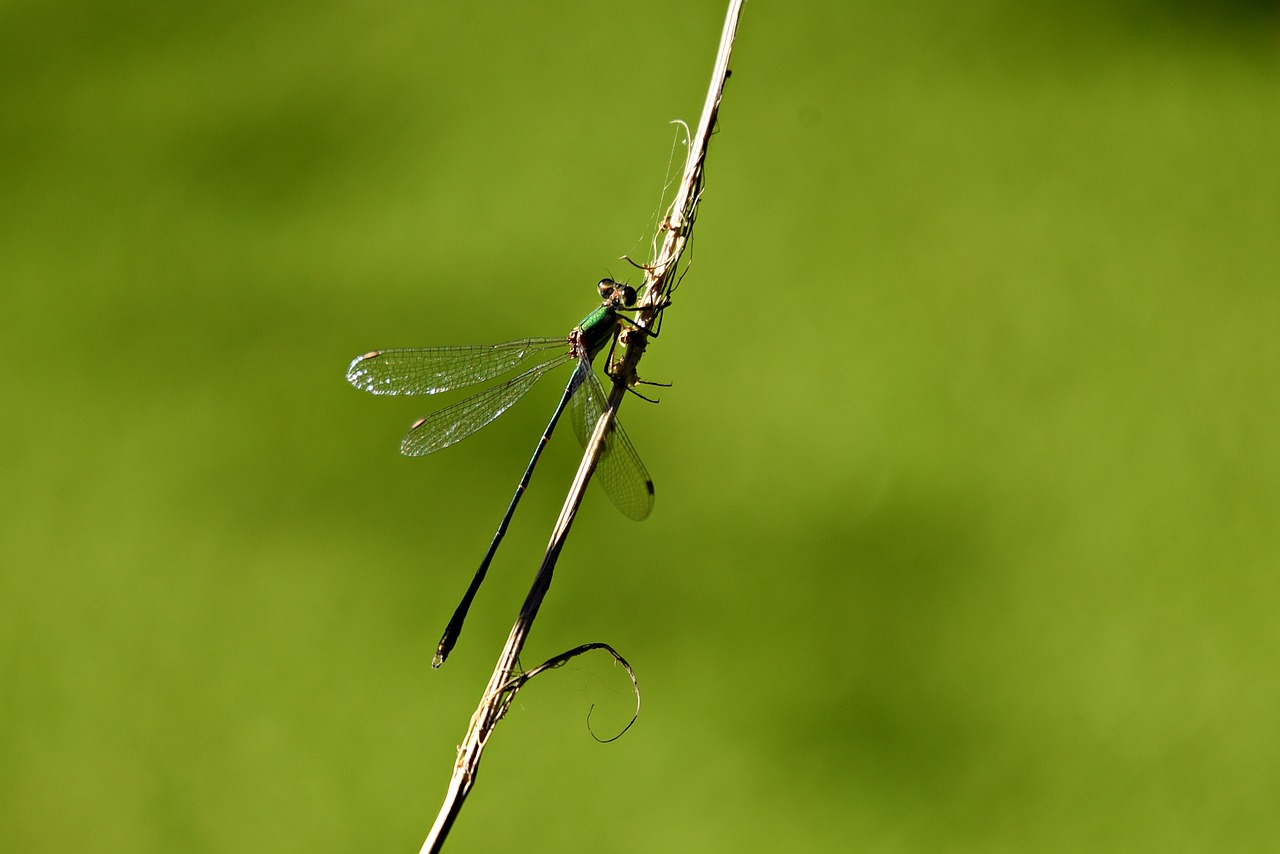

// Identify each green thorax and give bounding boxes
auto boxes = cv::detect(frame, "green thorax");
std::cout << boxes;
[573,304,619,359]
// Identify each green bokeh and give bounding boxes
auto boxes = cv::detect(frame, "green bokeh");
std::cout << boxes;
[3,2,1277,851]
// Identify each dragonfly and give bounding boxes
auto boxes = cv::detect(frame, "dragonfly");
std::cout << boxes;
[346,278,656,667]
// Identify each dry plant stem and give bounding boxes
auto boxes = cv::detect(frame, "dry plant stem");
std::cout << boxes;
[420,3,743,851]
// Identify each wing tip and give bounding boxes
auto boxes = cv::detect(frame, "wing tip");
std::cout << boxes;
[346,351,384,389]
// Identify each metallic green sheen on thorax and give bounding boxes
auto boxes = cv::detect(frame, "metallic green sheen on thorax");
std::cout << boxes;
[576,304,619,358]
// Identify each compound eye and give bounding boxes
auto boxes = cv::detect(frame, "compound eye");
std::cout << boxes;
[597,278,616,298]
[621,285,638,307]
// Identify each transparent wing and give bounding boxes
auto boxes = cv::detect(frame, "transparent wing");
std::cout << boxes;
[347,337,568,396]
[568,361,655,521]
[400,354,572,456]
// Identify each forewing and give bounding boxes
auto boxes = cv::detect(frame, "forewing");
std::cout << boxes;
[347,338,567,396]
[400,355,570,456]
[568,362,655,521]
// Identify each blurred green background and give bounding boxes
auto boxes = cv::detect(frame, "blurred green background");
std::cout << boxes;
[3,1,1278,850]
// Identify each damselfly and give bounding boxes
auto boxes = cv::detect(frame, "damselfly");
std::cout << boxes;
[346,279,655,666]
